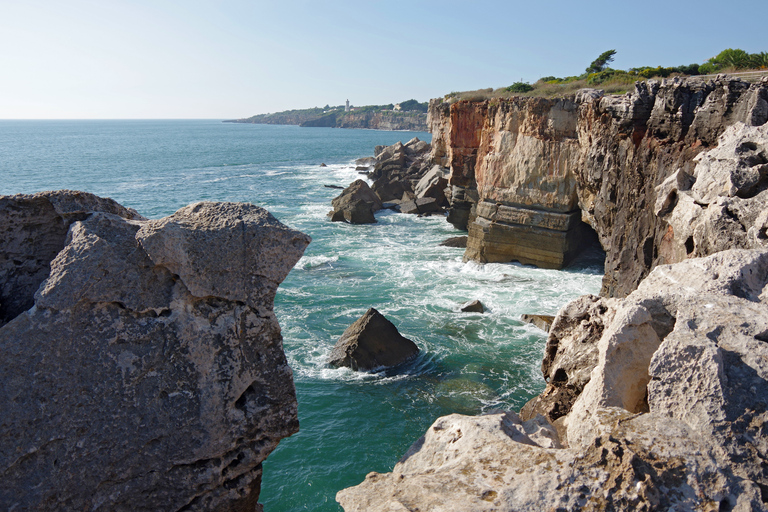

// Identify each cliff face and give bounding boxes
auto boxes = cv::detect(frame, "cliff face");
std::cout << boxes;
[228,111,428,131]
[429,76,768,296]
[301,111,428,131]
[0,192,310,511]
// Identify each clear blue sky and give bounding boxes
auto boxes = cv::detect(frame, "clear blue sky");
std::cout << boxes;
[2,0,766,119]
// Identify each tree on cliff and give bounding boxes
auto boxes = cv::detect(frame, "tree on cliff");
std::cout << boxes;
[586,50,616,74]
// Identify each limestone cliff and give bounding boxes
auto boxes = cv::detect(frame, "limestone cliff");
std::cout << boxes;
[338,248,768,511]
[430,76,768,297]
[0,192,310,511]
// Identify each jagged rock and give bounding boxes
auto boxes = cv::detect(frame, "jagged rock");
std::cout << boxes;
[656,122,768,263]
[414,165,449,205]
[519,313,555,332]
[338,249,768,511]
[0,190,144,327]
[520,295,617,423]
[320,163,327,167]
[371,176,412,202]
[328,308,419,371]
[329,180,383,224]
[399,197,440,215]
[0,193,310,511]
[439,236,468,248]
[365,139,433,206]
[460,300,484,313]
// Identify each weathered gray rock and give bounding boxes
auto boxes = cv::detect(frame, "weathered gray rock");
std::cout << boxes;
[371,176,412,202]
[0,190,144,327]
[0,193,310,511]
[414,165,449,205]
[338,249,768,511]
[460,299,484,313]
[520,295,617,423]
[399,197,440,215]
[328,308,419,371]
[329,180,383,224]
[656,122,768,262]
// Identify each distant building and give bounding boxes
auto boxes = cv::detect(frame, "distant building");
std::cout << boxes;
[345,99,350,112]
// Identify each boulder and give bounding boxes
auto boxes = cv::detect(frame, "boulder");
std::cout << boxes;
[0,193,310,511]
[520,313,555,332]
[371,176,412,202]
[338,249,768,511]
[439,236,468,248]
[460,300,484,313]
[328,308,419,371]
[399,197,440,215]
[329,180,383,224]
[414,165,449,206]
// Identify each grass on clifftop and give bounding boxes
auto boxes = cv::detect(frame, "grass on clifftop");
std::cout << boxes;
[445,48,768,102]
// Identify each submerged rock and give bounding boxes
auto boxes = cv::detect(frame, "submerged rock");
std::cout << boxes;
[328,308,419,371]
[0,192,310,511]
[337,248,768,511]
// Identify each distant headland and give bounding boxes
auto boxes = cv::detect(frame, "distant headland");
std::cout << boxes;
[224,99,429,131]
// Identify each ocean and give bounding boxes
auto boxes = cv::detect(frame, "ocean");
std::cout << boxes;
[0,120,604,511]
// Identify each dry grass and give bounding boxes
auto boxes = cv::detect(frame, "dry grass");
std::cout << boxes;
[442,69,768,104]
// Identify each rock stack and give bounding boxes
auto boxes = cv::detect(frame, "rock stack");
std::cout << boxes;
[0,191,310,511]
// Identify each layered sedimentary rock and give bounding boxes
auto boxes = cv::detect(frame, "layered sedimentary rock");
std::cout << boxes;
[0,191,310,511]
[337,248,768,511]
[430,76,768,293]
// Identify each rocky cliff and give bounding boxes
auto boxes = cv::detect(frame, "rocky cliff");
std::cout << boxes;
[338,248,768,511]
[227,110,428,131]
[0,191,310,511]
[337,76,768,511]
[430,76,768,296]
[301,111,427,131]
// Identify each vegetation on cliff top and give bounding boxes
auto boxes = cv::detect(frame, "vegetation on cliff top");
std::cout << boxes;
[446,48,768,102]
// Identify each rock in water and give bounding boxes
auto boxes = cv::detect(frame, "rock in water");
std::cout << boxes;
[329,179,383,224]
[0,192,310,511]
[460,300,484,313]
[328,308,419,371]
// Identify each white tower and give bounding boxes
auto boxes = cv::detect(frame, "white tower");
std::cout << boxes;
[345,99,350,112]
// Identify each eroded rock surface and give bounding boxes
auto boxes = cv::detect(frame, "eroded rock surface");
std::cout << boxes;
[0,192,310,511]
[429,76,768,292]
[337,249,768,511]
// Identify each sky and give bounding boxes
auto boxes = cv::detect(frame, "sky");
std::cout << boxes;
[1,0,766,119]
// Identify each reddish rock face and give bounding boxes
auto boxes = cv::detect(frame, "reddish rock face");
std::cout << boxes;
[431,77,768,297]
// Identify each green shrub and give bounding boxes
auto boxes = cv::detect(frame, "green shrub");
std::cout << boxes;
[506,82,534,93]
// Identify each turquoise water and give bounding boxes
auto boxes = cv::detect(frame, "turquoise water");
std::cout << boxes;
[0,120,604,511]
